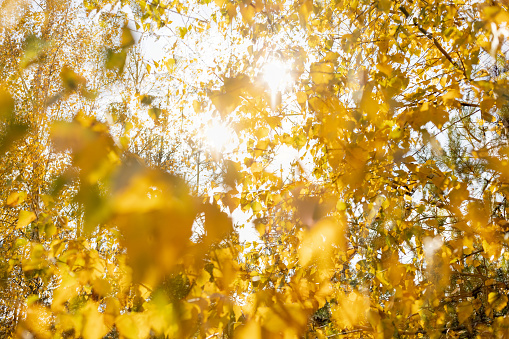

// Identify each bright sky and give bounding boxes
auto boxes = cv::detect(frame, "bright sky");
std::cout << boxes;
[85,0,327,244]
[96,4,301,242]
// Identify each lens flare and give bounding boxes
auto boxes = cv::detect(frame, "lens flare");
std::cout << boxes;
[204,119,234,151]
[262,59,292,93]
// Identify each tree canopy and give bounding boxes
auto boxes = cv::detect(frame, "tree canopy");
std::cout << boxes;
[2,0,509,337]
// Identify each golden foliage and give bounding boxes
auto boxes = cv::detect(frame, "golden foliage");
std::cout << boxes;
[3,0,509,338]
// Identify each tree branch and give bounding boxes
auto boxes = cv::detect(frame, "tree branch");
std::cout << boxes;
[399,6,464,75]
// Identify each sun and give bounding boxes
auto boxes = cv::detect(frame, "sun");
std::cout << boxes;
[262,59,292,93]
[204,118,235,151]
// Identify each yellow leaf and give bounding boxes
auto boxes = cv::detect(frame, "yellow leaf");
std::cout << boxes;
[17,210,36,229]
[148,107,161,121]
[483,6,509,25]
[251,200,262,213]
[250,161,263,173]
[52,272,79,313]
[258,306,287,333]
[457,301,473,324]
[336,201,347,211]
[105,49,127,72]
[235,320,261,339]
[202,202,233,243]
[22,304,52,339]
[367,308,382,334]
[60,65,86,91]
[332,291,370,328]
[6,191,26,207]
[489,292,508,312]
[233,303,243,322]
[310,62,334,84]
[105,297,121,317]
[210,74,251,117]
[376,62,392,76]
[166,58,176,72]
[489,292,498,303]
[299,217,346,268]
[116,314,139,339]
[92,278,111,298]
[240,2,255,24]
[215,0,227,7]
[193,100,202,113]
[296,91,307,105]
[0,86,14,120]
[82,302,109,339]
[121,24,135,48]
[442,89,461,105]
[378,0,391,12]
[298,0,313,25]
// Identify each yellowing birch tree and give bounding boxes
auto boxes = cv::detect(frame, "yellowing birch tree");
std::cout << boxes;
[3,0,509,338]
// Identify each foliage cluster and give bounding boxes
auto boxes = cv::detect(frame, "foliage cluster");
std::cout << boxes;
[2,0,509,338]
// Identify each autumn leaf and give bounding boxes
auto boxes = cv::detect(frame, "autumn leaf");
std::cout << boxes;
[17,210,36,229]
[6,191,26,207]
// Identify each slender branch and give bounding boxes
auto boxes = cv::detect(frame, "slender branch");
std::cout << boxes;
[399,6,465,77]
[145,0,207,23]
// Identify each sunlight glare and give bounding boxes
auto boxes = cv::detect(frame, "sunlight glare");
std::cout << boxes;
[262,59,292,93]
[204,119,234,151]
